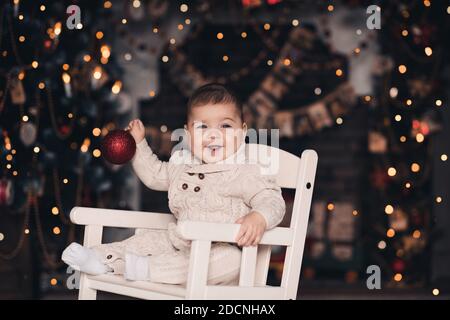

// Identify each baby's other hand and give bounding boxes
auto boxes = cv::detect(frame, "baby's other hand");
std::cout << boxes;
[235,211,267,247]
[126,119,145,144]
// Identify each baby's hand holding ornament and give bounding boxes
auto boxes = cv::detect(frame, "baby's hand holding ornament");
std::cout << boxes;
[99,119,143,165]
[100,119,145,165]
[126,119,146,144]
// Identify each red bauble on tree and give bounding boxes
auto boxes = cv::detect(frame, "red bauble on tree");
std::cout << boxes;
[392,259,406,273]
[101,129,136,165]
[0,178,14,206]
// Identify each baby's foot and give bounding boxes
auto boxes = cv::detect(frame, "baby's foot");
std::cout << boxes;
[62,242,110,275]
[124,253,150,281]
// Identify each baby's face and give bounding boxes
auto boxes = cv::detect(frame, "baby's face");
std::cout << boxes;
[186,103,246,164]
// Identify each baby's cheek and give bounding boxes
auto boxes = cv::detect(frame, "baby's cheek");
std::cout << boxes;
[189,133,204,159]
[225,136,242,158]
[225,130,237,143]
[192,147,204,162]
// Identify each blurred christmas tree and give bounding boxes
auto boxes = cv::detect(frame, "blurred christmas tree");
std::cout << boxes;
[0,0,131,297]
[366,1,449,287]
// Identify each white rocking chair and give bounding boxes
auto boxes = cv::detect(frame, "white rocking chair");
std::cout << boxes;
[69,144,318,300]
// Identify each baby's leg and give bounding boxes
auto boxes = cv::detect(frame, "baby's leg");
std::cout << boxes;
[204,243,242,285]
[125,242,242,285]
[62,229,175,276]
[91,229,176,275]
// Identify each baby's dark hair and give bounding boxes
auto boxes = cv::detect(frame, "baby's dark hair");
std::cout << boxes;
[187,83,243,121]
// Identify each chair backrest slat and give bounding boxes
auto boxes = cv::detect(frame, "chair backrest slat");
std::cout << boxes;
[281,150,318,299]
[239,246,258,286]
[248,144,318,299]
[246,144,300,188]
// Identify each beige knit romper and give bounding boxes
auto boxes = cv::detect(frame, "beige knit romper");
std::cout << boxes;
[92,139,286,285]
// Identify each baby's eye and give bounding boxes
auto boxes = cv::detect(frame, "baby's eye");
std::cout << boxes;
[221,123,232,128]
[195,124,207,129]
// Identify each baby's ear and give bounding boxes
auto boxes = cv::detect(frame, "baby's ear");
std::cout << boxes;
[183,124,190,140]
[242,122,248,135]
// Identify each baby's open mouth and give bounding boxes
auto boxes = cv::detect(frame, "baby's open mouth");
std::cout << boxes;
[205,145,223,156]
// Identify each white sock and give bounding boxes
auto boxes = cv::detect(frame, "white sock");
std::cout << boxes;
[62,242,110,275]
[124,253,150,281]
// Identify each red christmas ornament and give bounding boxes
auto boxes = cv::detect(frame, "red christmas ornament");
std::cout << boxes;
[101,130,136,164]
[0,178,14,206]
[60,125,71,135]
[392,259,406,273]
[371,167,390,190]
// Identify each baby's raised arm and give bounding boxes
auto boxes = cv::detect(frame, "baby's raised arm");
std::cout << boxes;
[127,119,170,191]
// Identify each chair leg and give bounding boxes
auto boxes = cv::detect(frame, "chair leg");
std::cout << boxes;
[77,224,103,300]
[78,273,97,300]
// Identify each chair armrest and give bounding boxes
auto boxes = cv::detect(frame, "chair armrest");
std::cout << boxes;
[70,206,176,229]
[178,221,293,246]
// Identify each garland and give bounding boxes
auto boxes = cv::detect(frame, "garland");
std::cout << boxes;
[162,25,357,145]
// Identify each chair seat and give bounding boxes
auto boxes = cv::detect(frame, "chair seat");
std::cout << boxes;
[86,274,186,300]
